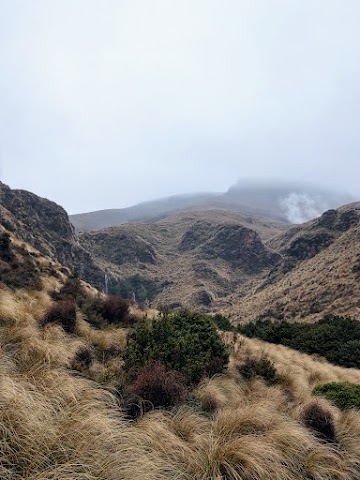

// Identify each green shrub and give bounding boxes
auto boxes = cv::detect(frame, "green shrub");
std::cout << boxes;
[237,355,280,385]
[212,314,233,331]
[313,382,360,410]
[109,274,161,303]
[124,310,229,386]
[238,316,360,369]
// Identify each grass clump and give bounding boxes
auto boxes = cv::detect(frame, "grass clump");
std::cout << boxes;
[313,382,360,410]
[124,310,229,386]
[301,400,337,441]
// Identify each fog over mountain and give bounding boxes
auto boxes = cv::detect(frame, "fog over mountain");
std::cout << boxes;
[1,1,360,213]
[70,179,354,231]
[227,179,354,224]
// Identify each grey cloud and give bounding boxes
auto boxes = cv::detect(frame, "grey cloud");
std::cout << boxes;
[1,0,360,213]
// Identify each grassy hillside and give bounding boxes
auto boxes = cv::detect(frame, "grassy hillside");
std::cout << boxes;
[226,203,360,323]
[79,209,285,310]
[0,280,359,479]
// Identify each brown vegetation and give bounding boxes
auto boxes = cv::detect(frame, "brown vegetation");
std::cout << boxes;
[0,285,360,479]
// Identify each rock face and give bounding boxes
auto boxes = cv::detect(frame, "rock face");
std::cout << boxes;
[179,221,280,272]
[0,182,76,263]
[0,182,106,288]
[81,230,157,266]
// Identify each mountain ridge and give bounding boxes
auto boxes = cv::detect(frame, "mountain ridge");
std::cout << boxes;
[70,180,354,231]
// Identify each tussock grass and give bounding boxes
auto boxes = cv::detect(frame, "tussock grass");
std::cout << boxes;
[0,288,359,479]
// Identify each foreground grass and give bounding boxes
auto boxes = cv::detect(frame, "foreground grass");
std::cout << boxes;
[0,288,360,479]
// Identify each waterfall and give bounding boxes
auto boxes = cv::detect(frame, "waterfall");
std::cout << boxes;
[104,273,109,295]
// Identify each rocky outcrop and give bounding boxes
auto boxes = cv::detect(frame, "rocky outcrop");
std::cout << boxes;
[179,221,280,273]
[0,182,106,288]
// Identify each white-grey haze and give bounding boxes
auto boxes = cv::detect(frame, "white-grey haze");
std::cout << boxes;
[1,0,360,214]
[280,193,326,224]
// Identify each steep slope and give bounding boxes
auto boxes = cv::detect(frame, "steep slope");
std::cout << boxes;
[226,203,360,323]
[70,180,353,231]
[79,209,284,309]
[0,182,109,288]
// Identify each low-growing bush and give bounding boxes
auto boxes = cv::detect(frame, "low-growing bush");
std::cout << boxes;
[41,300,77,333]
[72,347,94,370]
[127,360,187,410]
[82,294,134,328]
[238,316,360,369]
[124,310,229,385]
[101,295,133,325]
[52,275,87,304]
[109,274,161,303]
[313,382,360,410]
[0,232,14,262]
[301,401,336,441]
[237,355,280,385]
[212,314,233,331]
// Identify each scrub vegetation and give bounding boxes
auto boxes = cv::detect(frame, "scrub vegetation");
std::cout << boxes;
[1,278,360,480]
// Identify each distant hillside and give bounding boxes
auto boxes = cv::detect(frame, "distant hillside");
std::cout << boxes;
[79,209,286,309]
[70,180,354,231]
[226,202,360,323]
[2,181,360,321]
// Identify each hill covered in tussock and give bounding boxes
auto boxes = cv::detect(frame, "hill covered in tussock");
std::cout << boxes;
[0,284,360,480]
[79,209,285,310]
[3,181,360,322]
[1,182,360,479]
[226,202,360,323]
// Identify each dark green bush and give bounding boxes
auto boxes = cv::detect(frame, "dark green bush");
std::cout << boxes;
[109,274,161,304]
[313,382,360,410]
[237,355,280,385]
[238,316,360,369]
[212,314,233,331]
[124,310,229,386]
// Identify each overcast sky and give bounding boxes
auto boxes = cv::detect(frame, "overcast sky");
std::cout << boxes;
[1,1,360,214]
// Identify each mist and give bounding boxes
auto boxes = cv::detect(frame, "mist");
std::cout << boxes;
[1,1,360,213]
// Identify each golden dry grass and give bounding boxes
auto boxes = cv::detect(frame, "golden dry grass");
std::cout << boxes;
[0,288,359,479]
